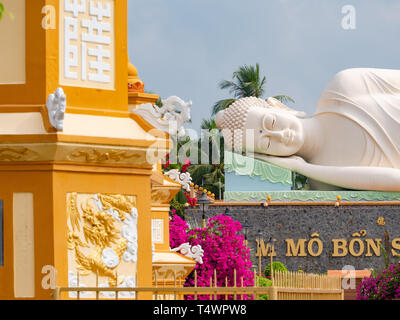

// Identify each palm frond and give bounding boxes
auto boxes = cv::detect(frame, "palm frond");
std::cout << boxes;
[211,98,237,115]
[272,95,295,104]
[200,118,217,130]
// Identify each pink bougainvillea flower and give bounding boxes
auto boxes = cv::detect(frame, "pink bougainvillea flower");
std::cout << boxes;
[169,214,254,300]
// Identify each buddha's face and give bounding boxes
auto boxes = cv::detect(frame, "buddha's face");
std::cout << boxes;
[243,107,304,156]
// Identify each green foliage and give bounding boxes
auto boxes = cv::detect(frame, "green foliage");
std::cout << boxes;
[264,261,288,277]
[256,276,272,300]
[219,64,266,99]
[169,194,186,218]
[292,172,309,190]
[186,117,225,199]
[272,95,295,104]
[0,3,14,21]
[212,63,294,115]
[0,2,4,21]
[379,242,390,269]
[212,99,237,116]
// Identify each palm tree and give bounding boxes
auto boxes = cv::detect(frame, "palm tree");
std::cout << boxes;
[188,163,225,200]
[185,118,225,199]
[212,63,294,115]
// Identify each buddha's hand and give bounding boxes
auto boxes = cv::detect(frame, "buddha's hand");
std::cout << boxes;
[253,154,306,172]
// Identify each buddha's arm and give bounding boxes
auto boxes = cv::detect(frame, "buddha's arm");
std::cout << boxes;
[253,154,400,191]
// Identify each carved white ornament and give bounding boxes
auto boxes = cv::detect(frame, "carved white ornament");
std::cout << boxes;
[164,169,192,192]
[62,0,114,88]
[121,208,138,263]
[47,87,67,131]
[68,271,93,298]
[99,276,136,299]
[93,194,138,263]
[133,96,192,137]
[171,243,204,264]
[101,248,120,268]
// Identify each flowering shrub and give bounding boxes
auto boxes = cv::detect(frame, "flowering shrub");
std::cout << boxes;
[184,191,197,207]
[169,214,254,300]
[162,154,197,214]
[169,214,189,249]
[162,153,191,173]
[162,153,172,171]
[181,158,191,173]
[357,263,400,300]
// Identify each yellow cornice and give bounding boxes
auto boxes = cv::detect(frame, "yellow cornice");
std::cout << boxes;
[128,92,159,107]
[0,133,170,149]
[0,162,154,174]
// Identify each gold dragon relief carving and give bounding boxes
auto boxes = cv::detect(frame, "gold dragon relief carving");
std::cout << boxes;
[67,149,145,164]
[67,193,138,288]
[0,147,40,161]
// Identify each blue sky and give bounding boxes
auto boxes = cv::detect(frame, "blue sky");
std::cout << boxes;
[127,0,400,132]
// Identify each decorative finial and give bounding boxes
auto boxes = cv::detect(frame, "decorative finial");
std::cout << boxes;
[128,58,144,93]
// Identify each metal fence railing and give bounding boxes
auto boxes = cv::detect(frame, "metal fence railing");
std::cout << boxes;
[52,269,343,301]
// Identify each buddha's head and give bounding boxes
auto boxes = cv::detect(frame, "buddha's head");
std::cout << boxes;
[216,97,307,156]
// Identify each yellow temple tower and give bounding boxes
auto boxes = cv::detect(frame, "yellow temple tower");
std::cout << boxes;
[0,0,195,299]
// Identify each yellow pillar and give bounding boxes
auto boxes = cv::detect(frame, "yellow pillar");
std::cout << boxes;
[0,0,172,300]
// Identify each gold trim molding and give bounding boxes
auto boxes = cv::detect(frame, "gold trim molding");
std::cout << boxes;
[0,142,168,166]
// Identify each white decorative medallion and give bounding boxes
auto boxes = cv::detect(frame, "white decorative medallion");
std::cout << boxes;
[47,87,66,131]
[164,169,192,192]
[171,243,204,264]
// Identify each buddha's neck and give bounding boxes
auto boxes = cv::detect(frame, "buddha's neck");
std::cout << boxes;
[296,117,322,161]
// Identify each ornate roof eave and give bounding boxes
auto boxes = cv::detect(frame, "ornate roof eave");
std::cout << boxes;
[151,176,182,205]
[152,252,196,281]
[132,96,192,139]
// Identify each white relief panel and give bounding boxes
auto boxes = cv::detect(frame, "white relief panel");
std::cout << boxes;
[60,0,115,90]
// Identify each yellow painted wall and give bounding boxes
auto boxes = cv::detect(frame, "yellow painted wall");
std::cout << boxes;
[0,0,26,85]
[0,163,155,300]
[52,167,153,300]
[0,169,54,300]
[151,207,171,252]
[0,0,128,114]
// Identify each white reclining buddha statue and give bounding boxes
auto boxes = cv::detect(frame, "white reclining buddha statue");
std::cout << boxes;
[216,68,400,191]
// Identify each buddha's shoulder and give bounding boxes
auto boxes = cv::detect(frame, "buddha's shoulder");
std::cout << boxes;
[331,67,400,80]
[324,68,400,94]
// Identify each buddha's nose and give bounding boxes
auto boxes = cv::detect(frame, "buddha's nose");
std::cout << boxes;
[263,129,291,144]
[263,129,284,139]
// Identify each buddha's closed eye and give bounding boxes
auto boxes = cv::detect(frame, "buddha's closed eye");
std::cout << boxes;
[262,114,276,130]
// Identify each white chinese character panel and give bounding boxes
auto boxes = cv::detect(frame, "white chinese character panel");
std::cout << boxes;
[60,0,115,90]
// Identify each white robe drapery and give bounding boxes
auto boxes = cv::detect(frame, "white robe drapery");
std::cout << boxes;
[315,68,400,169]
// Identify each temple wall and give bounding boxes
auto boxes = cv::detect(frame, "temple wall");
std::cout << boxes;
[185,203,400,273]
